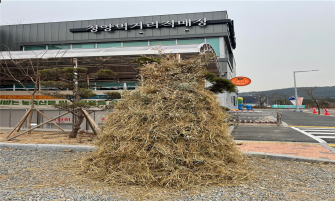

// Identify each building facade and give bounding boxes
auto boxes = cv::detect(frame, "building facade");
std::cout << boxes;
[0,11,238,109]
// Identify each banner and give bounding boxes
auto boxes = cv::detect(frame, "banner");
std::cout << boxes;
[289,97,304,106]
[272,105,305,109]
[0,99,119,108]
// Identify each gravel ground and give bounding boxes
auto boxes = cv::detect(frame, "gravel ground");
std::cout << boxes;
[1,149,335,201]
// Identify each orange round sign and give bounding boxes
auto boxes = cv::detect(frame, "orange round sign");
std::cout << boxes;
[230,77,251,86]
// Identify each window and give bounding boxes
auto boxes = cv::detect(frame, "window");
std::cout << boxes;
[123,41,148,47]
[150,40,176,46]
[206,38,220,56]
[177,38,204,45]
[72,44,95,49]
[24,46,46,51]
[49,45,71,50]
[97,42,122,48]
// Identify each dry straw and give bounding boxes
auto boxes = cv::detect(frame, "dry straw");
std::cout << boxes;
[81,53,250,188]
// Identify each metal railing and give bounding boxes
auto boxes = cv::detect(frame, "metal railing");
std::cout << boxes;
[228,110,282,125]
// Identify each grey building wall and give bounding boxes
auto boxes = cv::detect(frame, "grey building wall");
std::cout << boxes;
[0,11,231,51]
[0,10,238,109]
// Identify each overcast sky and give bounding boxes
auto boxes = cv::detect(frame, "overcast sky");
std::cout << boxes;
[0,0,334,93]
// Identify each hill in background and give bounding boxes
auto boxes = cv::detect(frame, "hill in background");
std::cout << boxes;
[239,86,335,104]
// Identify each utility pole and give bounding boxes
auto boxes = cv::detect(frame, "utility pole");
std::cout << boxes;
[293,70,318,112]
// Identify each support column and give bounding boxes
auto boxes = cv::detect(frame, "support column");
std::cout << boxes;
[72,58,78,101]
[86,74,90,88]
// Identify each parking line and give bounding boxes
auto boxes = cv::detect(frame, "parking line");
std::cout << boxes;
[290,126,335,128]
[309,133,335,135]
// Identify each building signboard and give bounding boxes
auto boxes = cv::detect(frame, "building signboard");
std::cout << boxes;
[70,18,232,33]
[230,77,251,86]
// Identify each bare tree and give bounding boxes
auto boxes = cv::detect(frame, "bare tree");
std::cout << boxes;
[273,93,292,105]
[5,18,24,25]
[1,46,45,133]
[255,92,277,108]
[302,87,324,115]
[0,45,68,136]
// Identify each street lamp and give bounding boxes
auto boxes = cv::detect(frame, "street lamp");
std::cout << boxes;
[293,70,319,112]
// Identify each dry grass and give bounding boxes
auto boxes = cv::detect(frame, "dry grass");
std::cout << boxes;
[0,131,95,145]
[81,54,250,189]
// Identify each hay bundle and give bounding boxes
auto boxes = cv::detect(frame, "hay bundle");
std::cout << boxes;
[81,54,250,188]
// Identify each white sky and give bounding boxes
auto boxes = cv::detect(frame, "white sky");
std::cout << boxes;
[0,0,334,93]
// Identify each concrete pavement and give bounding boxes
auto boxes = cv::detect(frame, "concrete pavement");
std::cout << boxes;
[271,108,335,127]
[232,125,318,143]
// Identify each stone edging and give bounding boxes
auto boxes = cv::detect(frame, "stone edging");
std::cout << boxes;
[0,142,96,152]
[243,151,335,164]
[1,142,334,164]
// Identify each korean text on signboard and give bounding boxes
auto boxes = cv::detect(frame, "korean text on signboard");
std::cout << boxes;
[86,18,206,32]
[70,18,209,33]
[230,77,251,87]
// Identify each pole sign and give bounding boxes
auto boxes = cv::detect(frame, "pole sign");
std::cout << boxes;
[230,77,251,86]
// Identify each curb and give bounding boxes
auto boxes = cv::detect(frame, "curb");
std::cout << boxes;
[0,142,96,152]
[234,140,319,144]
[320,143,335,154]
[229,121,289,127]
[243,151,335,164]
[1,142,334,164]
[229,125,235,133]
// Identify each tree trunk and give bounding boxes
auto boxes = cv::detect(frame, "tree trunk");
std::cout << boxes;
[316,102,320,115]
[312,99,320,115]
[28,85,37,134]
[27,108,33,134]
[69,108,84,138]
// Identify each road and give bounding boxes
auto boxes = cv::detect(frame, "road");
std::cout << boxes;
[232,108,335,144]
[276,108,335,127]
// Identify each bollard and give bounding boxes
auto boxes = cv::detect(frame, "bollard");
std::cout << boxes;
[277,112,282,125]
[325,108,330,116]
[312,107,317,114]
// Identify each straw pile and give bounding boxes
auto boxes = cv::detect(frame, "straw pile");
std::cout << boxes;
[81,54,250,188]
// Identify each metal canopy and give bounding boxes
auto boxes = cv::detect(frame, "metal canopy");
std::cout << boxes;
[0,43,222,81]
[1,43,212,59]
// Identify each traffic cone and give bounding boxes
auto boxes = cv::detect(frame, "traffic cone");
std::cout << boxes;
[312,108,317,114]
[325,109,330,116]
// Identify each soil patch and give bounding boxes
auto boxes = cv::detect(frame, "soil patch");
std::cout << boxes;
[0,130,96,145]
